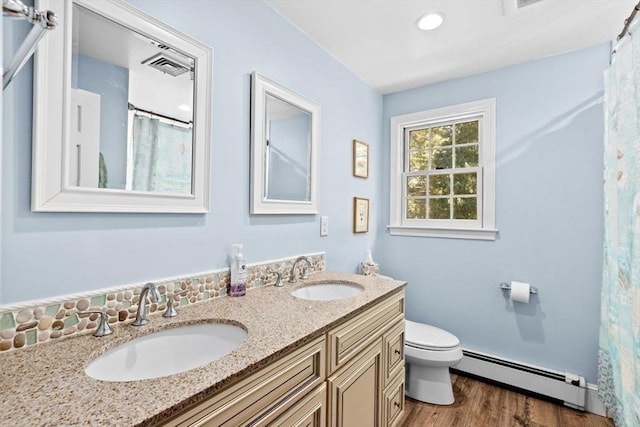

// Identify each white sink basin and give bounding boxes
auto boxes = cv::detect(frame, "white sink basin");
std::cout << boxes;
[85,323,247,382]
[291,282,364,301]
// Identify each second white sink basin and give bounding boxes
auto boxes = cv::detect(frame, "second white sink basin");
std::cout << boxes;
[85,322,247,382]
[291,282,364,301]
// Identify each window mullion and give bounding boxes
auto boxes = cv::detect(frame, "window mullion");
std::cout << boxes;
[449,173,454,220]
[427,128,432,171]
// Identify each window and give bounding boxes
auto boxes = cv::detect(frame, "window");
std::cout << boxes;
[389,98,497,240]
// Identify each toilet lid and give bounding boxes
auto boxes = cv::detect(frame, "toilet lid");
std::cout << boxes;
[405,320,459,350]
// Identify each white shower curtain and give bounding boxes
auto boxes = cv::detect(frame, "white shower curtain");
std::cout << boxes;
[599,21,640,427]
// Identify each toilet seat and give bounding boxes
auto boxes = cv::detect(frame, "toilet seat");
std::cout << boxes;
[405,320,459,351]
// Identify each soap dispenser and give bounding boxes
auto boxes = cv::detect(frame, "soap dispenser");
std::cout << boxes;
[230,244,247,296]
[361,249,379,277]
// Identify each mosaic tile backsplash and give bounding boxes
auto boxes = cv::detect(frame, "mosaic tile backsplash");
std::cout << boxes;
[0,253,325,352]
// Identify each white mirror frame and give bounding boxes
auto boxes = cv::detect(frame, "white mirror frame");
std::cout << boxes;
[250,72,320,215]
[32,0,213,213]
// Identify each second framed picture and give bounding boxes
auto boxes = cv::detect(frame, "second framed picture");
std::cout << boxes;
[353,197,370,233]
[353,139,369,178]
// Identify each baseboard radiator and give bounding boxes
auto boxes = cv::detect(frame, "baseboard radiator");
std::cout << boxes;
[453,349,587,411]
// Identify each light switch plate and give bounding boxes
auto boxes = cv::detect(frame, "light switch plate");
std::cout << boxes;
[320,216,329,236]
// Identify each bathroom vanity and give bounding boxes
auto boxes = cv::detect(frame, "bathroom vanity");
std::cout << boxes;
[162,287,405,426]
[0,272,405,426]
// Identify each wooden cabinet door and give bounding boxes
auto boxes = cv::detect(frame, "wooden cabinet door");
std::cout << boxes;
[327,339,383,427]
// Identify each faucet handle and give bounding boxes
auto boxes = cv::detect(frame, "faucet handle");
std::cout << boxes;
[163,290,189,318]
[78,310,113,337]
[273,272,283,287]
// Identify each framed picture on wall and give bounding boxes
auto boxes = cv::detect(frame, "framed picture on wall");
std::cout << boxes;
[353,197,370,233]
[353,139,369,178]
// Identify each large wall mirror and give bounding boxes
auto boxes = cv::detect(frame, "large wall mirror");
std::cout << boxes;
[250,72,320,214]
[32,0,212,212]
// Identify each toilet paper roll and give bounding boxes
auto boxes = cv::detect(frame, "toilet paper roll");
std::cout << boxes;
[510,281,530,304]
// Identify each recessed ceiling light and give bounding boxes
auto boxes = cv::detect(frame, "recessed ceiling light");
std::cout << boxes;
[178,104,191,112]
[416,12,445,31]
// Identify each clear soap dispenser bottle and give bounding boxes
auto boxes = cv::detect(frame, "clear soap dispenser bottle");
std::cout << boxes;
[230,244,247,296]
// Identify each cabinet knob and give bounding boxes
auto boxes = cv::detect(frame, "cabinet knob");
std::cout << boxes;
[394,349,401,355]
[394,401,401,408]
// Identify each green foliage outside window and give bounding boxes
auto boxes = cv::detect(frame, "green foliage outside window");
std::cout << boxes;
[406,120,479,220]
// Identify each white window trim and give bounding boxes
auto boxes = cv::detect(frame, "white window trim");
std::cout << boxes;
[388,98,497,240]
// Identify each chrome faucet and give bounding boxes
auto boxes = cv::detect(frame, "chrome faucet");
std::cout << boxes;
[132,282,161,326]
[289,256,311,283]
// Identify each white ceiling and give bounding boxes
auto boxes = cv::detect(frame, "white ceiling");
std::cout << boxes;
[74,5,193,121]
[266,0,636,94]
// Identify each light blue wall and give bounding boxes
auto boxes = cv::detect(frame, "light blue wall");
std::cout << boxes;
[1,0,382,303]
[2,14,34,305]
[2,0,609,386]
[380,44,609,383]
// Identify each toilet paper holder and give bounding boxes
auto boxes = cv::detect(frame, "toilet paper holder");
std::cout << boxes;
[500,282,538,294]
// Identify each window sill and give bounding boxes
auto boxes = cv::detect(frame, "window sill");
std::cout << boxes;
[387,225,498,241]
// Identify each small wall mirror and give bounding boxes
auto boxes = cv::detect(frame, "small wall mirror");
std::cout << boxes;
[250,72,320,214]
[32,0,212,212]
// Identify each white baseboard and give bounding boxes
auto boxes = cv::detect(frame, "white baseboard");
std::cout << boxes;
[585,383,607,417]
[453,348,609,418]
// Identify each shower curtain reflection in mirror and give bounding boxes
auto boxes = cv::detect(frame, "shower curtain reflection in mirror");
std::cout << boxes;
[126,113,193,194]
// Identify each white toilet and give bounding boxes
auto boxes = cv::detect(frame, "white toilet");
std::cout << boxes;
[404,319,463,405]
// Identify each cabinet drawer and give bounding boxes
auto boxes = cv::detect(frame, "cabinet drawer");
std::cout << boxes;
[163,336,325,427]
[252,383,326,427]
[382,373,405,427]
[382,318,404,387]
[327,291,404,374]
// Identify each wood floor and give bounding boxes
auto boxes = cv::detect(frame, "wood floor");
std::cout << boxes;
[400,374,614,427]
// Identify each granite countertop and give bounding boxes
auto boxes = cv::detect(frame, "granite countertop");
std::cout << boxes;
[0,271,405,426]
